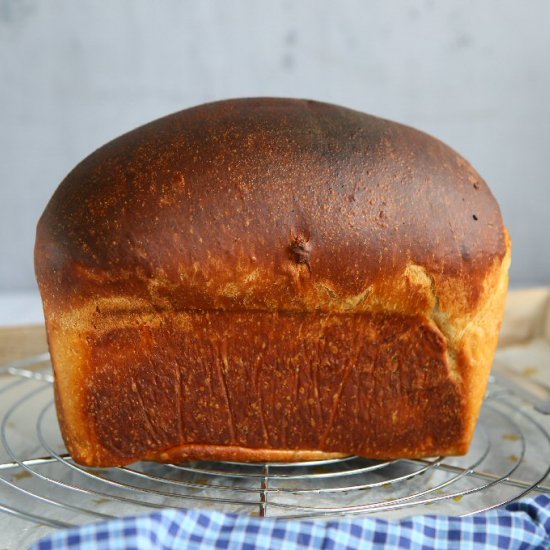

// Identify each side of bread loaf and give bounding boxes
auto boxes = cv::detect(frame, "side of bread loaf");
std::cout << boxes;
[35,98,510,467]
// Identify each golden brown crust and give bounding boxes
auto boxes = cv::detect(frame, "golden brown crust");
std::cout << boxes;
[35,98,505,316]
[61,311,464,466]
[34,98,510,467]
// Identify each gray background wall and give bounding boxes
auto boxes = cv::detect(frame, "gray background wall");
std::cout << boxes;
[1,0,549,291]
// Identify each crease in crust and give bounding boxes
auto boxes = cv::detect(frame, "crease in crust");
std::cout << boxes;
[321,347,355,447]
[176,360,184,445]
[253,344,270,446]
[160,326,184,446]
[217,340,237,442]
[130,377,162,449]
[318,283,372,310]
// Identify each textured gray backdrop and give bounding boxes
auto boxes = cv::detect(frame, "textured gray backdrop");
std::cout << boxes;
[1,0,549,290]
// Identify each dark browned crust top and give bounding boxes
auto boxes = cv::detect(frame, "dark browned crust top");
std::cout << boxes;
[35,98,506,313]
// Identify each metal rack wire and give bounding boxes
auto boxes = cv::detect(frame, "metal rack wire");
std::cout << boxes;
[0,354,549,530]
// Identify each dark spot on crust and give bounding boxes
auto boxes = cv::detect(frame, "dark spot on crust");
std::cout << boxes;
[472,214,478,221]
[473,183,479,190]
[289,237,312,269]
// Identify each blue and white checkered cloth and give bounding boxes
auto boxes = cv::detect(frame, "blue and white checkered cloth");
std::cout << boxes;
[31,495,550,550]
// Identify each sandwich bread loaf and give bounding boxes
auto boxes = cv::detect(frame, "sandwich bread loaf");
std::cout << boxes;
[35,98,511,467]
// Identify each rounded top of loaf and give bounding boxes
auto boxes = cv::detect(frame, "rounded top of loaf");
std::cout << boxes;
[35,98,507,315]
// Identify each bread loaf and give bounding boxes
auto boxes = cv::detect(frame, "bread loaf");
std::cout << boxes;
[35,98,511,467]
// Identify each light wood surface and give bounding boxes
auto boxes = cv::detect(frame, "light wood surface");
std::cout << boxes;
[0,324,48,364]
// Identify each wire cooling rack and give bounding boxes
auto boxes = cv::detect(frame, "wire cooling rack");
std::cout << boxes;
[0,354,549,530]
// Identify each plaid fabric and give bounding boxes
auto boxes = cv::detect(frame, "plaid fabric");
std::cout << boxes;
[31,495,550,550]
